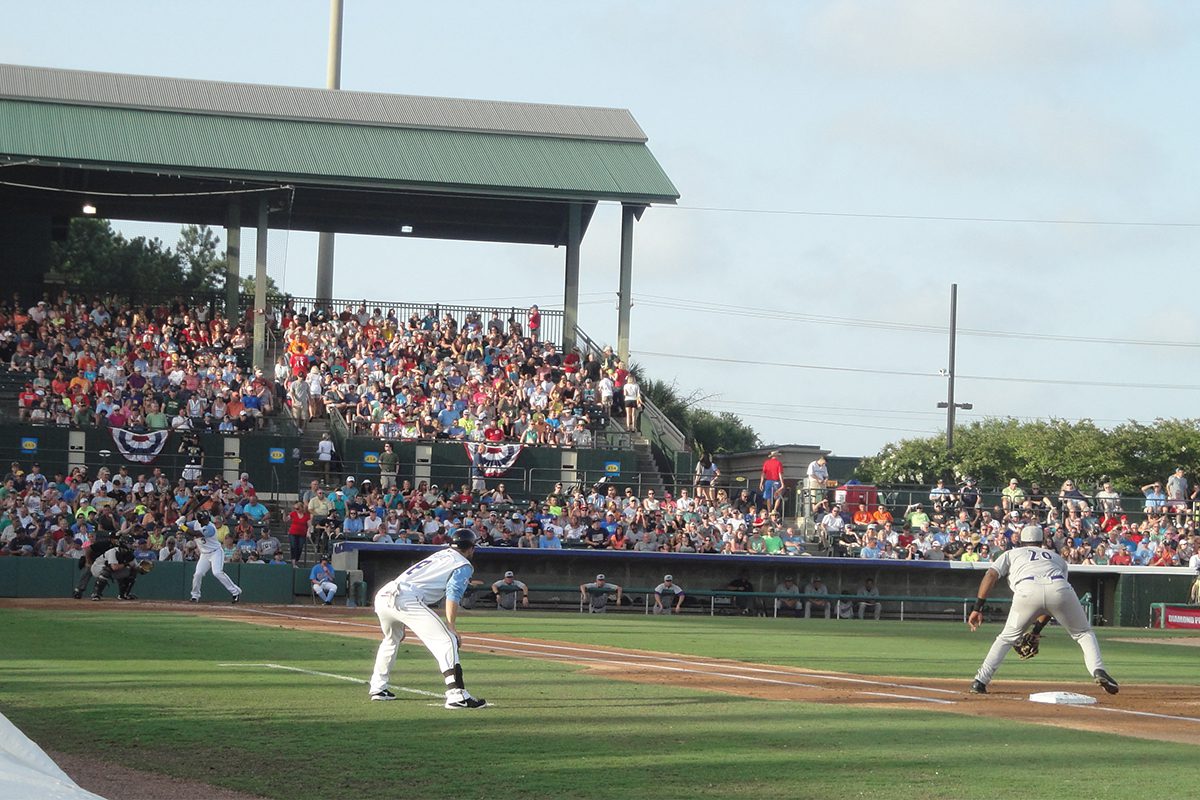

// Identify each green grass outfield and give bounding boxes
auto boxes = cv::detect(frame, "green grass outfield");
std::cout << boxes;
[1,609,1196,800]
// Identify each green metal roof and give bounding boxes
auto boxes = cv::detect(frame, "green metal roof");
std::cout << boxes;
[0,98,679,203]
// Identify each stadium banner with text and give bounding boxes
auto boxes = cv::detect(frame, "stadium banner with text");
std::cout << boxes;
[1160,605,1200,629]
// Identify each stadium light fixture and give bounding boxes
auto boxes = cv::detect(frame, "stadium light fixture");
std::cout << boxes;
[81,202,97,215]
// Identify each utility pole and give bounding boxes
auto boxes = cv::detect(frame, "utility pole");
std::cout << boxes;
[937,283,972,456]
[314,0,343,304]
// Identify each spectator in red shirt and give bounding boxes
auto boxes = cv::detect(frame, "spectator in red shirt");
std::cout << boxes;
[528,305,541,343]
[759,450,785,517]
[287,501,312,566]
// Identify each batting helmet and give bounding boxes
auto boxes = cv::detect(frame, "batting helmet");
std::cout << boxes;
[1019,524,1045,544]
[449,530,477,551]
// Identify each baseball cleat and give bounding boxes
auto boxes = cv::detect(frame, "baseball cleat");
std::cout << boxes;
[91,594,101,601]
[189,598,199,603]
[231,593,241,604]
[117,593,137,601]
[969,680,988,694]
[1093,669,1119,695]
[444,696,487,709]
[72,590,82,600]
[370,690,397,701]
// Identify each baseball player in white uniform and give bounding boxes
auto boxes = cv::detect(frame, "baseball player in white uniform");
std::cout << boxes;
[368,530,486,709]
[967,524,1117,695]
[187,512,243,603]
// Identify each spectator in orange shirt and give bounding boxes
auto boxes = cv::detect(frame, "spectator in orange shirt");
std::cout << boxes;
[872,505,894,526]
[852,505,873,528]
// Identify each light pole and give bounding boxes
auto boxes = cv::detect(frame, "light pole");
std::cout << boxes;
[314,0,343,303]
[938,283,972,456]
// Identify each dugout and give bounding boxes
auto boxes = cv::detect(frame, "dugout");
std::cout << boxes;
[333,542,1197,625]
[0,62,679,366]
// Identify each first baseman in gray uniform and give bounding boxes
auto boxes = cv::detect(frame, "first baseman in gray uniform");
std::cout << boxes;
[967,524,1118,695]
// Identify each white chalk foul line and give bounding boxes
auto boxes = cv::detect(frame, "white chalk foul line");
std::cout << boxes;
[1085,705,1200,724]
[217,662,442,698]
[474,642,828,689]
[859,691,957,705]
[221,607,960,700]
[464,635,959,696]
[471,643,957,704]
[231,606,381,629]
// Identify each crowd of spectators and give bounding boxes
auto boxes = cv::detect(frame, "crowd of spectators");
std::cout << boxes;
[300,474,822,557]
[4,294,274,433]
[3,294,642,446]
[3,297,1197,575]
[826,471,1199,568]
[0,460,291,565]
[277,302,640,446]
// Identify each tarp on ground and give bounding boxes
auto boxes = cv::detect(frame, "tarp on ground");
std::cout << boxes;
[0,710,106,800]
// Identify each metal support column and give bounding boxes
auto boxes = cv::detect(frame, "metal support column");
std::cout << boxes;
[562,202,582,352]
[616,204,636,364]
[314,0,343,303]
[224,200,241,326]
[252,196,269,371]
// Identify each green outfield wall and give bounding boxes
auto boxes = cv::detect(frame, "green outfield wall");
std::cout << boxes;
[0,423,301,495]
[0,559,344,603]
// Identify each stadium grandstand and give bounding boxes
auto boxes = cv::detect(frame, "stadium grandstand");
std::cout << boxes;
[0,64,1195,627]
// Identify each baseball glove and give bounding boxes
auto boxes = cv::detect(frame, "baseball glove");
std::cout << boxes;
[136,560,154,575]
[1013,632,1040,660]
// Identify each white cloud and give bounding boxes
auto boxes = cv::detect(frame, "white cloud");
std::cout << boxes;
[801,0,1179,74]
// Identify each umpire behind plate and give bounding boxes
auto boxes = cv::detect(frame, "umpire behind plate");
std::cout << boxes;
[966,524,1118,696]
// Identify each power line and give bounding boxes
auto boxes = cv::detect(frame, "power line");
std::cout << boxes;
[713,409,935,435]
[634,294,1200,349]
[705,398,1147,426]
[633,349,1200,391]
[663,203,1200,229]
[632,350,931,379]
[0,179,294,199]
[706,398,945,417]
[13,155,1198,229]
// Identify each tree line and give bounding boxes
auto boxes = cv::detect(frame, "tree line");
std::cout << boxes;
[51,218,282,298]
[854,417,1200,494]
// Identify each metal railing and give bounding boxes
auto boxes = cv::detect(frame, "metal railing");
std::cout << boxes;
[279,296,563,346]
[830,483,1196,529]
[336,413,634,452]
[573,325,689,460]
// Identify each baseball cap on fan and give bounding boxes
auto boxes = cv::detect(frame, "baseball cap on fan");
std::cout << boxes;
[663,574,673,582]
[504,571,514,578]
[595,573,606,581]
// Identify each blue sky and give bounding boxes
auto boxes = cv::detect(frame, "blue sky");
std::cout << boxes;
[6,1,1199,455]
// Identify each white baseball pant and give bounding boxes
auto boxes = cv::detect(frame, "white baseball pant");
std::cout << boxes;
[190,548,241,600]
[312,580,338,603]
[974,577,1104,685]
[857,601,882,620]
[369,587,459,695]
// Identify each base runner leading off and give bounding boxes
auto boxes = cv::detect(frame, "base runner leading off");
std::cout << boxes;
[967,524,1118,696]
[368,530,486,709]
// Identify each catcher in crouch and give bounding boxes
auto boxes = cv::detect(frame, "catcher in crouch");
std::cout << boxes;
[966,524,1118,696]
[88,536,152,601]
